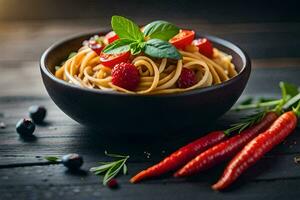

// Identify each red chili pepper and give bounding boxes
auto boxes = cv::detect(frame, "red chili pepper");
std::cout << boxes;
[174,112,278,178]
[212,111,297,190]
[130,131,226,183]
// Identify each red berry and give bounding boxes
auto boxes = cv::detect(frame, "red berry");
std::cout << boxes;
[88,40,104,55]
[107,179,118,189]
[111,62,140,90]
[177,68,197,88]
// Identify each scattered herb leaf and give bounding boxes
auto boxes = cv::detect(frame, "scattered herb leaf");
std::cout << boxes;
[90,151,129,185]
[44,156,60,163]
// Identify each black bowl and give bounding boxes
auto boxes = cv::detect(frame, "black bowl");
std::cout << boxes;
[40,31,251,136]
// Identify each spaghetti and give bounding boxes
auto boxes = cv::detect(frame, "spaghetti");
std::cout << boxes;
[55,18,237,95]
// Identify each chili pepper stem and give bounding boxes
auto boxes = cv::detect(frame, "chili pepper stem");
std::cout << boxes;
[292,101,300,116]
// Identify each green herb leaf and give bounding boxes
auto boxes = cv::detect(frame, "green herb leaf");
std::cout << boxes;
[90,162,116,175]
[103,39,133,54]
[44,156,60,163]
[103,159,125,185]
[239,97,253,106]
[129,42,146,55]
[144,39,182,60]
[55,66,61,71]
[224,110,266,135]
[68,52,77,59]
[111,15,144,41]
[123,164,128,175]
[280,81,299,100]
[143,20,179,41]
[90,151,129,185]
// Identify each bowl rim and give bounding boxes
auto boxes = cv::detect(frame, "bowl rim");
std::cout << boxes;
[40,30,251,97]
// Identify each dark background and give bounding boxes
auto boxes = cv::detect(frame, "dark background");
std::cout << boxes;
[1,1,300,199]
[0,0,299,22]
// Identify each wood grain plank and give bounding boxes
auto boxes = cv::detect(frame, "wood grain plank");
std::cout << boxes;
[1,164,300,200]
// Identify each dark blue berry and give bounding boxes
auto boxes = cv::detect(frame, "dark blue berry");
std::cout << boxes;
[16,118,35,136]
[29,105,47,124]
[61,153,83,170]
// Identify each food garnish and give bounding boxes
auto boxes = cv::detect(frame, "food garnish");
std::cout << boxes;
[177,68,197,88]
[111,62,140,90]
[90,151,129,185]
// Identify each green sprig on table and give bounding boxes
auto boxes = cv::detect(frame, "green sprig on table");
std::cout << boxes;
[90,151,130,185]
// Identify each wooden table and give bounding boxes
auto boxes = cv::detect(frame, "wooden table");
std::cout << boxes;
[1,4,300,199]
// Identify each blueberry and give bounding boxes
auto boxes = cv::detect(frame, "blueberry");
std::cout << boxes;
[16,118,35,136]
[29,105,47,124]
[61,153,83,170]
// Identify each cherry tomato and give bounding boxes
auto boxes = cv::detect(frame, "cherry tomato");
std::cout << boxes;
[100,51,131,68]
[88,40,104,55]
[105,31,119,44]
[169,30,195,49]
[193,38,214,58]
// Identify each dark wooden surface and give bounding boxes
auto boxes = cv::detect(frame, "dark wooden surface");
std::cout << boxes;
[1,1,300,199]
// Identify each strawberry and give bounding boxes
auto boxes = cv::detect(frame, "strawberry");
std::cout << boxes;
[111,62,140,90]
[177,68,197,88]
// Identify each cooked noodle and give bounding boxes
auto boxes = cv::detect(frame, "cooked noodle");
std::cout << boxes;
[55,42,237,94]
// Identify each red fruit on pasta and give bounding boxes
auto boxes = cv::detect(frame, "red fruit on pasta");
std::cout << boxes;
[105,31,119,44]
[88,40,104,55]
[177,68,197,88]
[193,38,214,58]
[112,62,140,90]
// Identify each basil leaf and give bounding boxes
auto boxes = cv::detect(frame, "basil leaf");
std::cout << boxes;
[102,39,133,54]
[144,39,182,60]
[143,20,179,41]
[111,15,144,41]
[130,42,145,55]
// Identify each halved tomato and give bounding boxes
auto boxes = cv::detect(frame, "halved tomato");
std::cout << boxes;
[169,30,195,49]
[193,38,213,58]
[105,31,119,44]
[100,51,131,68]
[88,40,104,55]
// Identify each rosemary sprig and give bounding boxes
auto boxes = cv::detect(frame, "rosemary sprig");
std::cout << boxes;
[224,110,267,135]
[90,151,129,185]
[233,82,299,112]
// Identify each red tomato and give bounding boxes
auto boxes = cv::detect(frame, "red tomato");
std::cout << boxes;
[100,51,130,68]
[88,40,104,55]
[169,30,195,49]
[193,38,214,58]
[105,31,119,44]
